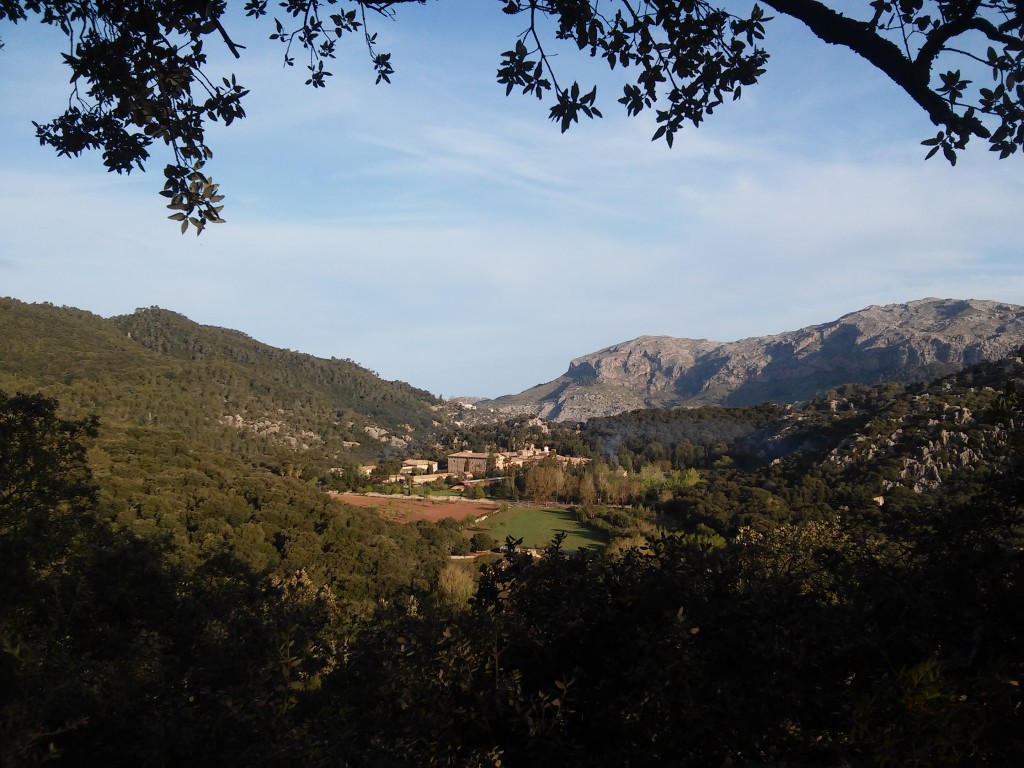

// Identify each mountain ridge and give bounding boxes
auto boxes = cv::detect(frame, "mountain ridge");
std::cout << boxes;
[0,298,443,463]
[482,298,1024,421]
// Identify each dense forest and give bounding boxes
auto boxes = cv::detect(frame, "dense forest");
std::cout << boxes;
[2,298,1022,765]
[1,299,443,465]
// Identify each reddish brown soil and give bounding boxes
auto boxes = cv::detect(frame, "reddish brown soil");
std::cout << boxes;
[329,492,500,524]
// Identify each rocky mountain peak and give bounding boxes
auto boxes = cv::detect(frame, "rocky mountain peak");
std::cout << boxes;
[483,299,1024,422]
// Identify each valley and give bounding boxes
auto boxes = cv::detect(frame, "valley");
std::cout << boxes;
[2,295,1022,766]
[4,1,1023,762]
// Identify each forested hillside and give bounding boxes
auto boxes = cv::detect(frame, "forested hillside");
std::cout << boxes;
[0,296,464,588]
[0,299,442,466]
[111,306,440,438]
[0,296,464,630]
[2,296,1021,765]
[0,299,468,764]
[570,353,1024,534]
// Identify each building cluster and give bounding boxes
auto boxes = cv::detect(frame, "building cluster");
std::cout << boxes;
[352,447,589,485]
[447,446,589,478]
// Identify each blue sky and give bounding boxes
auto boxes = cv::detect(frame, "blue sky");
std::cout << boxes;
[2,2,1022,398]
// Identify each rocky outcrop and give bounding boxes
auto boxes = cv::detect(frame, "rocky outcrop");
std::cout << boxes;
[484,298,1024,421]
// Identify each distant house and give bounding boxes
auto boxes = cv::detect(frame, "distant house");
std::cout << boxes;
[401,458,438,474]
[447,451,503,477]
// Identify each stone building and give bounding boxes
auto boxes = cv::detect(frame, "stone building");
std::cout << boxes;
[447,451,504,477]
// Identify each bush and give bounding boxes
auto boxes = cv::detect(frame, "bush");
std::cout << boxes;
[470,532,496,552]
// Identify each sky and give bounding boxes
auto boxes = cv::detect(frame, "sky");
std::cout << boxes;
[2,2,1022,399]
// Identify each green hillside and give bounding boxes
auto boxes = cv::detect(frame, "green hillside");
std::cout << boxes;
[2,298,1021,765]
[0,297,460,607]
[111,306,441,437]
[1,298,443,468]
[570,353,1024,532]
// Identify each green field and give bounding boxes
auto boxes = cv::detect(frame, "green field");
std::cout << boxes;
[470,506,607,551]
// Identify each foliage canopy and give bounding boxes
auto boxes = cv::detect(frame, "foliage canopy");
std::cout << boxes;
[2,1,1021,231]
[2,297,1023,763]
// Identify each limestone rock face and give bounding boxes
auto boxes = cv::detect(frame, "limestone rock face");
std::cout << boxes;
[484,299,1024,421]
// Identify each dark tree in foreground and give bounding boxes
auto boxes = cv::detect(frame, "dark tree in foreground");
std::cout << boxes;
[0,392,339,765]
[1,1,1021,232]
[339,511,1023,766]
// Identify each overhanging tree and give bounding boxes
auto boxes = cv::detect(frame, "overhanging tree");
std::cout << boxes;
[2,1,1021,232]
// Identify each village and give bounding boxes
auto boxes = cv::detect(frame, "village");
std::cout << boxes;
[360,445,590,488]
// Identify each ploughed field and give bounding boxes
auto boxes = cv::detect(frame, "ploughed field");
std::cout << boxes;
[330,492,500,523]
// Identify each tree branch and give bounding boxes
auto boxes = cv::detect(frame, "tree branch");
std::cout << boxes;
[918,14,1021,69]
[760,0,989,137]
[215,19,245,59]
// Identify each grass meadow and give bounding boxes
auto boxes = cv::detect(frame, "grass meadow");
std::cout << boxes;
[470,506,607,551]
